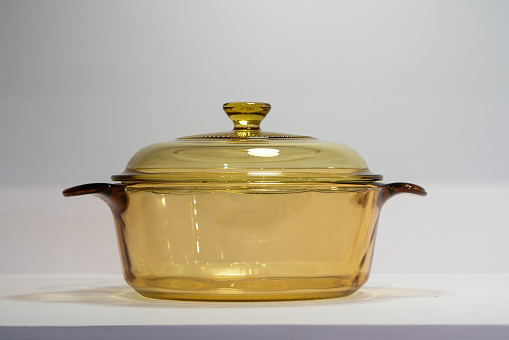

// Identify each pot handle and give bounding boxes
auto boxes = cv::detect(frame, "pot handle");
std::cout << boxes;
[63,183,127,215]
[379,182,427,206]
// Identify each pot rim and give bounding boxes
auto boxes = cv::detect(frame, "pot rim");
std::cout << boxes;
[111,168,384,184]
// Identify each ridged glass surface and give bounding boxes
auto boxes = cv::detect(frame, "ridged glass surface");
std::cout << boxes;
[116,183,383,301]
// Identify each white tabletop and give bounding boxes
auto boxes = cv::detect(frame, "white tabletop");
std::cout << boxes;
[1,275,508,339]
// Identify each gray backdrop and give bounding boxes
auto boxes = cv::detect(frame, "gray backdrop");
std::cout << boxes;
[0,0,508,276]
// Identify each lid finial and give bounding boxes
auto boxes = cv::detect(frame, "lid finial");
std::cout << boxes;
[223,102,271,130]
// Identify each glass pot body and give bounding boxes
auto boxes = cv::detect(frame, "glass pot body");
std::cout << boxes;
[63,181,424,301]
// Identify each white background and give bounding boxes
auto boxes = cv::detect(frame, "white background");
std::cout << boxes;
[0,0,508,276]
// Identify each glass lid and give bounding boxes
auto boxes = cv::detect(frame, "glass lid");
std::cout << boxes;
[112,102,383,183]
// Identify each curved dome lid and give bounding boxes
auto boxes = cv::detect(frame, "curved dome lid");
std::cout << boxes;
[112,102,383,183]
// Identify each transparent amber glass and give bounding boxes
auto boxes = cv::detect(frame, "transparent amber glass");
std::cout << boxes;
[117,183,383,301]
[112,102,383,184]
[62,102,427,301]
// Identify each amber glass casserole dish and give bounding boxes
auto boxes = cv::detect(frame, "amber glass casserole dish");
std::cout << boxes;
[64,102,426,301]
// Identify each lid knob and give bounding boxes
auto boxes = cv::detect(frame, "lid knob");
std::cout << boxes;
[223,102,271,130]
